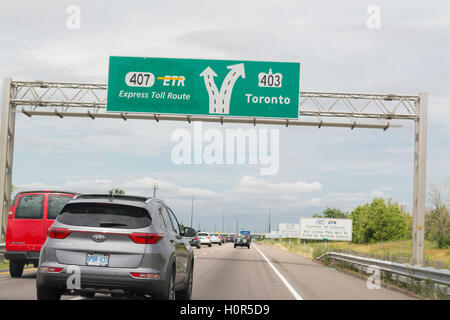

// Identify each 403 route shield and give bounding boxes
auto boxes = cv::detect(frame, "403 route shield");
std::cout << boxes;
[107,56,300,118]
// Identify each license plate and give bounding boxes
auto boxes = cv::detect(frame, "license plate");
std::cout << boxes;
[86,253,110,266]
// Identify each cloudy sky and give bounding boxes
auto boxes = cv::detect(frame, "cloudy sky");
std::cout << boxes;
[1,1,449,233]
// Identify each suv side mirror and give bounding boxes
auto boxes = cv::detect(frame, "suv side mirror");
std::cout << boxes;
[184,227,196,238]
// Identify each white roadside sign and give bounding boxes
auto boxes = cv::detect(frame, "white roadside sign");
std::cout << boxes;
[265,231,280,239]
[279,223,300,238]
[299,218,353,241]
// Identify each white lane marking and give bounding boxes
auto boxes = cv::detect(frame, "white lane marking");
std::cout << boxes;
[69,296,85,300]
[253,243,303,300]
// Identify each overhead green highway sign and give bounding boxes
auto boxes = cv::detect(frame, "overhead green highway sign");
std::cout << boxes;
[107,56,300,118]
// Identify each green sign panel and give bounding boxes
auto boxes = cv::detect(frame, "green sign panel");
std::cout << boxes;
[107,56,300,118]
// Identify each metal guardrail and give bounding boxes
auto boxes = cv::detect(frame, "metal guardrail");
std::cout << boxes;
[316,251,450,287]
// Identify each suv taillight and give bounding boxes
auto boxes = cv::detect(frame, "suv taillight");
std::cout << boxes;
[48,228,71,239]
[41,267,63,273]
[129,233,163,244]
[130,272,159,279]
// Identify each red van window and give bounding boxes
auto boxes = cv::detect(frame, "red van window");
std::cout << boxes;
[47,195,73,220]
[14,194,44,219]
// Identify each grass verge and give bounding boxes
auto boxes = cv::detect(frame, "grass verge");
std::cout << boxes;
[258,238,449,300]
[260,239,450,268]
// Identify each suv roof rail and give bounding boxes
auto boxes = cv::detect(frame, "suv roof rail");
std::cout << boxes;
[72,194,152,202]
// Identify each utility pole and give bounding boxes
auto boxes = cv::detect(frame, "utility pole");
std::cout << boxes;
[236,220,239,233]
[268,208,271,232]
[190,195,194,228]
[264,215,267,234]
[222,210,224,233]
[153,183,158,198]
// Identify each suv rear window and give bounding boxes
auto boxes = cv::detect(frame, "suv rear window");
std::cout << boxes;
[56,203,151,229]
[14,194,44,219]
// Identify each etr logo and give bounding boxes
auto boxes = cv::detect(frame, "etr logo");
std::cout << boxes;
[158,76,185,86]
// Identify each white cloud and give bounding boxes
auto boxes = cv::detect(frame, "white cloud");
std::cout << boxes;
[14,115,181,157]
[15,175,324,213]
[232,176,322,194]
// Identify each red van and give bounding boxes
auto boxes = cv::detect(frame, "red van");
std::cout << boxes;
[5,190,78,277]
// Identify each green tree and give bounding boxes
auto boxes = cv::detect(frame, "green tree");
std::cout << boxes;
[349,198,412,244]
[10,184,17,205]
[425,184,450,248]
[313,207,348,219]
[108,188,125,195]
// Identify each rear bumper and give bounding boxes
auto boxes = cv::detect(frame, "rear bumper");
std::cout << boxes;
[5,251,40,263]
[36,264,167,297]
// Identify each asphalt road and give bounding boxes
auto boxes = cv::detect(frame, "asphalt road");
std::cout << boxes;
[0,242,417,300]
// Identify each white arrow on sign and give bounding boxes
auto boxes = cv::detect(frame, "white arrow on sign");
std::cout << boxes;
[199,67,220,114]
[200,63,245,115]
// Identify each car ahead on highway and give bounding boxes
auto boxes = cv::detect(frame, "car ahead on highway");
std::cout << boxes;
[225,235,234,243]
[234,234,251,249]
[5,190,78,277]
[209,233,222,246]
[36,194,196,300]
[196,232,212,247]
[187,234,201,249]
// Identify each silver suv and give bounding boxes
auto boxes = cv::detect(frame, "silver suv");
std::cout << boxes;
[36,194,196,300]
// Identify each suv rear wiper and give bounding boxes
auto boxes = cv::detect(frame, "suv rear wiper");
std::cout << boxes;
[99,222,128,227]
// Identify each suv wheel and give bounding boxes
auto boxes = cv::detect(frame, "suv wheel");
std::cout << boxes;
[9,260,24,278]
[176,262,193,300]
[155,267,175,300]
[37,286,61,300]
[234,244,236,248]
[208,243,212,247]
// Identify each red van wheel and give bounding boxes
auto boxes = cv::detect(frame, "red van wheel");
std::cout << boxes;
[9,260,24,278]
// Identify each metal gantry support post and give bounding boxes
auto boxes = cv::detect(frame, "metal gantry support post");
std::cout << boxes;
[411,93,428,266]
[0,78,16,245]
